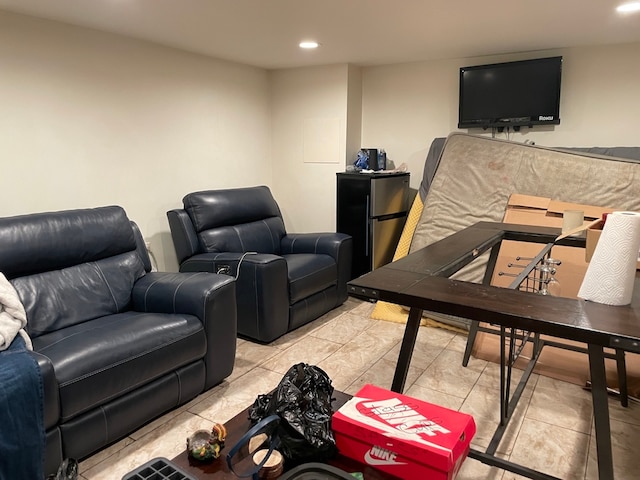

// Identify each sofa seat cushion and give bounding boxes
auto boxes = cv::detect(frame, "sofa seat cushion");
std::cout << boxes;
[33,311,206,421]
[284,254,336,304]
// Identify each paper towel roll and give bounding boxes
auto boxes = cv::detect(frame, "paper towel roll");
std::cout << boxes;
[578,211,640,305]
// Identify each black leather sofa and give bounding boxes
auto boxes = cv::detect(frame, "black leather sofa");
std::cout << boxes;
[0,206,237,476]
[167,186,352,343]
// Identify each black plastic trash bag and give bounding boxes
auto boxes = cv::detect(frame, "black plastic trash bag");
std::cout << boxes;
[248,363,338,465]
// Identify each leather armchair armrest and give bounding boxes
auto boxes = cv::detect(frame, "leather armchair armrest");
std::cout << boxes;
[28,351,60,430]
[131,272,237,388]
[281,233,351,259]
[281,233,353,304]
[179,252,275,275]
[180,253,289,343]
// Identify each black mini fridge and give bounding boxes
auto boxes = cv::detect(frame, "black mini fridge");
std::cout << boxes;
[336,172,410,279]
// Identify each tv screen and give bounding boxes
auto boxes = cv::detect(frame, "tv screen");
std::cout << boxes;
[458,56,562,129]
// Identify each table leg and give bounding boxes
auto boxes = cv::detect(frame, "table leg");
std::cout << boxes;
[499,327,507,426]
[462,320,479,367]
[463,243,501,368]
[588,344,614,480]
[391,306,423,393]
[615,349,628,408]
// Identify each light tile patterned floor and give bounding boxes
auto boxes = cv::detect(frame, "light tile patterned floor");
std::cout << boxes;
[78,298,640,479]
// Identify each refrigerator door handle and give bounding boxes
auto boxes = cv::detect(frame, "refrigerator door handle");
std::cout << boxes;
[376,212,407,222]
[365,195,370,256]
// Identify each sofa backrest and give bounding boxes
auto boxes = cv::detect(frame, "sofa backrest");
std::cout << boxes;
[182,186,286,254]
[0,206,147,338]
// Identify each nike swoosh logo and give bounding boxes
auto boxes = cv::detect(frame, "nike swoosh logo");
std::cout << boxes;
[364,450,407,466]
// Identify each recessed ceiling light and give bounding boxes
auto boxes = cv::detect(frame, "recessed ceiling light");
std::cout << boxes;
[617,2,640,13]
[299,41,319,49]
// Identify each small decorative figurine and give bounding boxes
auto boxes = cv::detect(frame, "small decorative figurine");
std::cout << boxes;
[186,422,227,462]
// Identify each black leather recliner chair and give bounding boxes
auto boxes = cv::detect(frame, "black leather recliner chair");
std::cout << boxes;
[167,186,352,343]
[0,206,237,476]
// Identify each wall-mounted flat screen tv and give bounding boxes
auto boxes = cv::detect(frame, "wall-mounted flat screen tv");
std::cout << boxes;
[458,56,562,129]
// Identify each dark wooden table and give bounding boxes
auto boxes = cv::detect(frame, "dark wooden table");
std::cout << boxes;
[347,221,640,480]
[170,390,396,479]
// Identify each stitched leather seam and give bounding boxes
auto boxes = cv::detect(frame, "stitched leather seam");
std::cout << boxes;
[93,261,120,311]
[58,329,203,388]
[181,214,199,254]
[232,225,246,251]
[288,232,296,254]
[289,262,335,282]
[101,405,108,441]
[142,277,162,311]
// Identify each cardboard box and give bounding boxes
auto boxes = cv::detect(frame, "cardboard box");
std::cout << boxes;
[491,194,612,298]
[585,218,640,268]
[332,384,475,480]
[585,220,604,263]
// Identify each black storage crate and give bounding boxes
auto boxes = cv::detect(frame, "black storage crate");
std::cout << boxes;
[121,457,196,480]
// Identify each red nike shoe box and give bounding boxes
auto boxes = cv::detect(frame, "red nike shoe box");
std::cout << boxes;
[332,384,476,480]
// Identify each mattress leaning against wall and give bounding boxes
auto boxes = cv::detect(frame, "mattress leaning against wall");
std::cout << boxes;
[373,132,640,331]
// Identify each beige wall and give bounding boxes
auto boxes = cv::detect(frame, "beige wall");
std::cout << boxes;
[346,65,363,166]
[2,9,639,272]
[361,42,640,190]
[270,65,349,233]
[0,11,271,271]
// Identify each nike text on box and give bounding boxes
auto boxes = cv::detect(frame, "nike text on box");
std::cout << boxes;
[332,384,476,480]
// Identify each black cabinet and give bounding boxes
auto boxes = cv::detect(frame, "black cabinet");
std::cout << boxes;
[337,172,410,279]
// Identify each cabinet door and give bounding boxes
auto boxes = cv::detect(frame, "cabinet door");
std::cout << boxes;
[371,175,410,217]
[337,175,370,279]
[371,216,407,270]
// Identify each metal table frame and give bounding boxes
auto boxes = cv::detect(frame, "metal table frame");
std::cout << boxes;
[347,222,640,480]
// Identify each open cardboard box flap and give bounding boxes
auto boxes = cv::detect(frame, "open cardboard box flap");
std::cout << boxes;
[505,193,551,210]
[547,199,610,220]
[503,193,609,226]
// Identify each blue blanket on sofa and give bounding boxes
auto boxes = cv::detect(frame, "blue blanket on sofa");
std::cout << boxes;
[0,335,45,480]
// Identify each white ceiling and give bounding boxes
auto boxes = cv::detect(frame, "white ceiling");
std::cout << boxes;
[1,0,639,69]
